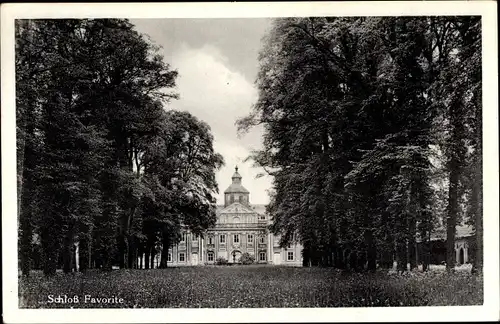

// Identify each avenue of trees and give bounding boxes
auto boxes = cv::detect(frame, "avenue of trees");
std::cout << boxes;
[238,17,482,273]
[17,19,224,276]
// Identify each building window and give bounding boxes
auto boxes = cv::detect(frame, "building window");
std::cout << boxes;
[208,252,214,262]
[247,234,254,243]
[259,236,265,244]
[233,234,240,243]
[259,252,266,261]
[220,234,226,244]
[180,232,188,243]
[208,236,213,245]
[179,253,185,262]
[167,253,172,262]
[287,251,294,261]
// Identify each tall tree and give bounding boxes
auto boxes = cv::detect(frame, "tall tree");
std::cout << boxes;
[239,16,482,273]
[142,111,224,268]
[16,18,180,274]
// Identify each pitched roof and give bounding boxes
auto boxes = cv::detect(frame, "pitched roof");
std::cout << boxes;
[217,202,255,214]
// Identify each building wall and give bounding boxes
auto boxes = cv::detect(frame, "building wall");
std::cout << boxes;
[160,228,303,267]
[137,167,303,268]
[143,204,303,267]
[416,235,475,265]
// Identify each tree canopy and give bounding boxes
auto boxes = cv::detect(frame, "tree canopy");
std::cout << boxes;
[16,18,224,275]
[238,16,482,272]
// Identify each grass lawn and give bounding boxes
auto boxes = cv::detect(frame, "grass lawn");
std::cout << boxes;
[19,265,483,308]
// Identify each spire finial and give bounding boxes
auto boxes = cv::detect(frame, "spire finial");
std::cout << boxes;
[235,165,238,172]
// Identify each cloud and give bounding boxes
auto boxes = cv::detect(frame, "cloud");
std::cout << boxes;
[164,43,271,204]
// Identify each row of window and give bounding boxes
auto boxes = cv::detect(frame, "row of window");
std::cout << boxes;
[167,252,269,262]
[180,233,299,246]
[167,251,295,262]
[204,234,266,245]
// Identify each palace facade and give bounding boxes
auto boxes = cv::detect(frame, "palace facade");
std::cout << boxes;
[164,167,303,266]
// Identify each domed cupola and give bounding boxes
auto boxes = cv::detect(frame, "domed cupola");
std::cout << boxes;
[224,166,250,207]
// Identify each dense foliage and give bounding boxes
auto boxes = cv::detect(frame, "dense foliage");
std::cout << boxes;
[16,19,223,275]
[238,17,482,272]
[240,252,256,265]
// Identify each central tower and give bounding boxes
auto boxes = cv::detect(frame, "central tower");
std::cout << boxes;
[224,166,250,207]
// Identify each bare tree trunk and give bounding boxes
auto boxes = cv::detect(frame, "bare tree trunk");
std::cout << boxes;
[365,230,377,272]
[396,239,408,273]
[159,234,170,269]
[422,232,431,272]
[127,237,135,269]
[472,153,483,274]
[79,236,89,272]
[408,218,417,270]
[446,162,459,272]
[144,248,150,270]
[150,249,156,269]
[62,232,74,273]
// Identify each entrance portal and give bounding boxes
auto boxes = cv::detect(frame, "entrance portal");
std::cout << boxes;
[231,250,242,263]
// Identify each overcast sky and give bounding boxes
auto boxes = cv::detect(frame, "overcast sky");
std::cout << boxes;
[130,18,273,205]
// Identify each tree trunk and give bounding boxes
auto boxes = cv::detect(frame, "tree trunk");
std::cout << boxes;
[379,245,393,269]
[41,230,59,276]
[349,251,357,271]
[19,184,33,277]
[408,218,417,270]
[471,96,483,274]
[79,237,89,272]
[396,238,408,272]
[144,248,150,270]
[159,234,170,269]
[422,232,431,272]
[150,249,156,269]
[62,233,74,273]
[471,157,483,274]
[446,161,459,272]
[117,234,126,269]
[365,230,377,272]
[127,237,135,269]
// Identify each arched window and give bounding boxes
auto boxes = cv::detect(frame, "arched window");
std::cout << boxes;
[233,216,240,223]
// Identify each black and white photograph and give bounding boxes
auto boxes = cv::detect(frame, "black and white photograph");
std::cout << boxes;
[1,2,498,323]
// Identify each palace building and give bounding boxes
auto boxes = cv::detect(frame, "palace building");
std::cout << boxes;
[164,167,303,266]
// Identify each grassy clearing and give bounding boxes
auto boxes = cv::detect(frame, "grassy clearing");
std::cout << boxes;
[19,265,483,308]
